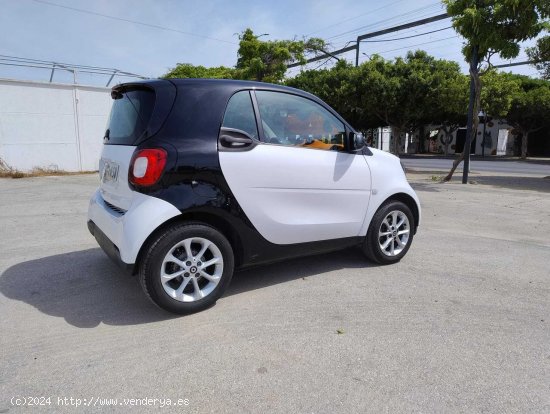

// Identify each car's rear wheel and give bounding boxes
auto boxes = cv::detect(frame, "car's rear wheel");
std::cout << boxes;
[363,200,414,264]
[139,223,234,314]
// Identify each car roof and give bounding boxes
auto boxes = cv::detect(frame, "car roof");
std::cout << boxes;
[114,78,322,103]
[168,78,300,92]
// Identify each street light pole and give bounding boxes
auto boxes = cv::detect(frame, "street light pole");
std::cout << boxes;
[481,109,487,158]
[462,45,479,184]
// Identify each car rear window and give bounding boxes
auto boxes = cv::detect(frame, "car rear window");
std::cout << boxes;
[105,88,155,145]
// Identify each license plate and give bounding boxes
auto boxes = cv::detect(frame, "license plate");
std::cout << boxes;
[101,160,120,184]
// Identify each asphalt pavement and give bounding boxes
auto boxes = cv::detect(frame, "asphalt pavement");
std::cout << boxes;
[1,173,549,413]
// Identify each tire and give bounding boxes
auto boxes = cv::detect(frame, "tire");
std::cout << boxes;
[363,200,415,265]
[139,222,234,314]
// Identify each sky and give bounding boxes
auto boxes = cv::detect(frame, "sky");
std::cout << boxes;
[0,0,544,87]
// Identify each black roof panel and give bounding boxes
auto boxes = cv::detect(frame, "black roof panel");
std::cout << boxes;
[113,78,322,103]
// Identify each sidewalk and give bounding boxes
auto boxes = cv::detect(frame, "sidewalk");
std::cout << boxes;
[406,170,550,193]
[399,153,550,165]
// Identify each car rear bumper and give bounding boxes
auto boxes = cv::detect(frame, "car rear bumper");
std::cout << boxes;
[87,188,181,266]
[87,220,133,272]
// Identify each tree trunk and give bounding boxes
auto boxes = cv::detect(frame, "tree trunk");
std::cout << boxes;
[418,125,425,154]
[444,152,465,181]
[392,127,401,155]
[442,125,453,156]
[521,131,529,159]
[444,132,452,156]
[444,65,482,182]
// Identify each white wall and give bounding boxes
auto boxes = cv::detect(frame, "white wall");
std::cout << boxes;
[373,127,391,151]
[0,78,111,172]
[430,120,517,156]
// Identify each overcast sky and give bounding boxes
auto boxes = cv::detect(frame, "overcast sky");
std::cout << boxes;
[0,0,543,87]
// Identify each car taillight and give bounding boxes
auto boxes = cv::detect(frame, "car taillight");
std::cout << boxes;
[129,148,167,187]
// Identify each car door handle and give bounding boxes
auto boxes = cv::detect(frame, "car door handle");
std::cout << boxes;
[220,135,253,146]
[218,128,257,151]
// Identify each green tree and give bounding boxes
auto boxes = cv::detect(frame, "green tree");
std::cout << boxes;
[431,70,519,157]
[163,63,237,79]
[506,76,550,158]
[163,29,326,84]
[527,35,550,79]
[289,52,471,155]
[442,0,550,181]
[358,51,467,154]
[477,70,521,155]
[480,71,521,119]
[431,72,469,155]
[286,60,381,130]
[236,28,325,83]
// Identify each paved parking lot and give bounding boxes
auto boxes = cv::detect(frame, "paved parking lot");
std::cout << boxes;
[1,173,549,413]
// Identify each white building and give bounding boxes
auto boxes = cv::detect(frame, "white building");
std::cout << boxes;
[370,122,518,156]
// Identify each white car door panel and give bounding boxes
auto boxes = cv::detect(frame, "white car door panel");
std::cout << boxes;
[219,144,371,244]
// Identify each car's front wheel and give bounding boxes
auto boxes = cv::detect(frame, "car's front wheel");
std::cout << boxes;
[363,200,414,264]
[139,223,234,314]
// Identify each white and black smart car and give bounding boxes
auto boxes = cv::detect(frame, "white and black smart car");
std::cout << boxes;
[88,79,420,314]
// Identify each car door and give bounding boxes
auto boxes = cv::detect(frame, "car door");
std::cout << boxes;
[218,89,372,245]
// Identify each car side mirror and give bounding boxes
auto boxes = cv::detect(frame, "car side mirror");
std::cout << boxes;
[349,132,365,151]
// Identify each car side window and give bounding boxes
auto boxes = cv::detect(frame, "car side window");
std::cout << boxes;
[222,91,258,139]
[255,90,346,151]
